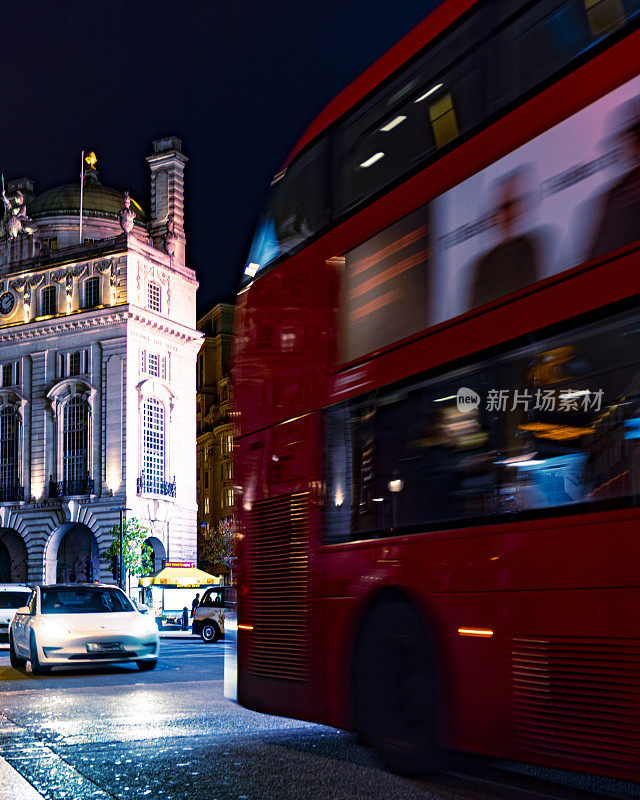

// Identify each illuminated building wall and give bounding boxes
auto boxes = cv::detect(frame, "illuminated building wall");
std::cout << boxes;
[0,139,202,589]
[195,303,234,576]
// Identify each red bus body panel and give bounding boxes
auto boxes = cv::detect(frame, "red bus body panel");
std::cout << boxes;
[233,9,640,783]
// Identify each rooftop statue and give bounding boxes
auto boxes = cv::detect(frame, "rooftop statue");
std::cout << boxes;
[163,216,178,256]
[2,187,38,239]
[119,190,136,234]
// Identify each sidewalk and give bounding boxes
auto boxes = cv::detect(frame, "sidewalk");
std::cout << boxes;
[0,755,46,800]
[158,629,196,639]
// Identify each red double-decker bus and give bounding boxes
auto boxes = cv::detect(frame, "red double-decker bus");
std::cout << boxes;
[231,0,640,781]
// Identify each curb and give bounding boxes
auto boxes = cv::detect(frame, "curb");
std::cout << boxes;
[0,755,46,800]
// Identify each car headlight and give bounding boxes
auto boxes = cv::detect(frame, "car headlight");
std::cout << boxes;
[39,619,70,638]
[133,616,158,636]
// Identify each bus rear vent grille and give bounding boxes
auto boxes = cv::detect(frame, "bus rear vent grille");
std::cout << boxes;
[247,492,310,682]
[511,636,640,772]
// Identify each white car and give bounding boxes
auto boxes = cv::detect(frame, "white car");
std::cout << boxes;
[0,584,32,642]
[9,584,159,674]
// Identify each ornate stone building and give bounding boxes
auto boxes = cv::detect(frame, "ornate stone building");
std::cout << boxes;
[0,138,202,588]
[196,303,234,573]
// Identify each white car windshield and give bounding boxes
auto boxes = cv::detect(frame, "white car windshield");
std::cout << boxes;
[0,592,30,609]
[41,588,134,614]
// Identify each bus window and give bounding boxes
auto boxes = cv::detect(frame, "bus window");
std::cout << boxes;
[490,0,599,114]
[325,306,640,543]
[243,140,329,283]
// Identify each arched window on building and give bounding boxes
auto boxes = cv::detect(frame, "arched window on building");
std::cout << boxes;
[63,397,90,493]
[142,398,165,493]
[136,379,175,498]
[0,407,21,502]
[84,276,100,309]
[41,285,57,316]
[47,379,96,498]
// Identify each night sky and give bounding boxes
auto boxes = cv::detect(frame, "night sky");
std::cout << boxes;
[4,1,439,314]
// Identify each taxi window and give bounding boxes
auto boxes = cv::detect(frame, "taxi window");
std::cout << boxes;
[201,589,224,607]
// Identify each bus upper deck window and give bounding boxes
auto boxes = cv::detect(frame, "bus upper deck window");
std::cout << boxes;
[242,140,328,283]
[429,92,459,148]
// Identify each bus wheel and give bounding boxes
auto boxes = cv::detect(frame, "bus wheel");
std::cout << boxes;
[201,622,220,643]
[354,598,441,777]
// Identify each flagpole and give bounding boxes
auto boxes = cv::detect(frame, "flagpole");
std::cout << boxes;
[79,151,84,244]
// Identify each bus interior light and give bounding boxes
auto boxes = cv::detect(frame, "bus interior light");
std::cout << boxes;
[380,115,407,132]
[360,152,385,168]
[415,83,443,103]
[458,627,494,637]
[244,262,260,278]
[497,452,538,464]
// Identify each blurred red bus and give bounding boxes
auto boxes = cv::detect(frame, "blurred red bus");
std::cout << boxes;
[231,0,640,780]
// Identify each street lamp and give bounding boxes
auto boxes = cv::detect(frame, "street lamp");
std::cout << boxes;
[110,506,131,590]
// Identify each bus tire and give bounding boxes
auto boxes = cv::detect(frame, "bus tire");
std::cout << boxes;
[353,597,441,777]
[201,622,220,643]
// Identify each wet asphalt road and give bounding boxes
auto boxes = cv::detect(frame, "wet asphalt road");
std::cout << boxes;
[0,637,638,800]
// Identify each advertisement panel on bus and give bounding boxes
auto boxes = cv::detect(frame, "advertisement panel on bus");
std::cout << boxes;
[341,75,640,362]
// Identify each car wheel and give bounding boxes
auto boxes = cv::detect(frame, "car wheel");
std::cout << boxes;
[353,598,441,777]
[29,632,50,676]
[201,622,220,643]
[9,631,26,669]
[137,659,158,672]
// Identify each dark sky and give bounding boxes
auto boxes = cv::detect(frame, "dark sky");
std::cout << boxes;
[3,1,439,315]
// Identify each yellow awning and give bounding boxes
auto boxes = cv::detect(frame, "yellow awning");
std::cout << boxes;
[139,566,221,588]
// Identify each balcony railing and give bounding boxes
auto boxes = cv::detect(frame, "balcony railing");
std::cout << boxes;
[137,474,176,497]
[0,484,24,503]
[49,476,95,498]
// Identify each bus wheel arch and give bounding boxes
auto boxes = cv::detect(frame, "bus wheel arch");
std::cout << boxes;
[351,588,444,777]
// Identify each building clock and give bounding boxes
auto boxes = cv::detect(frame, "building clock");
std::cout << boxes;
[0,292,15,316]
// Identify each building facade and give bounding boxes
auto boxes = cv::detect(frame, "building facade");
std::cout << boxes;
[0,138,202,588]
[196,303,234,574]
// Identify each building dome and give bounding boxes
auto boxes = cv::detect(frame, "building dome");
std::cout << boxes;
[28,182,147,223]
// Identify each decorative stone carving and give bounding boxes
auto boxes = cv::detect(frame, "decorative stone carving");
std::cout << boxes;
[119,191,136,234]
[95,259,112,275]
[52,269,74,302]
[137,261,153,294]
[70,264,87,279]
[157,269,171,313]
[9,278,30,307]
[163,216,178,256]
[51,266,84,304]
[23,275,44,310]
[9,278,26,293]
